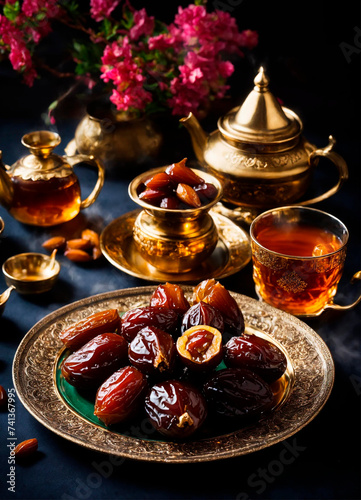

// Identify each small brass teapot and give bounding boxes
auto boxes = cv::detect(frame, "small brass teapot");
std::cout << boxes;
[181,67,348,221]
[0,130,105,226]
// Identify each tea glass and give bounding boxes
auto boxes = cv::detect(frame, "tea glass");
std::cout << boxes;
[250,206,360,316]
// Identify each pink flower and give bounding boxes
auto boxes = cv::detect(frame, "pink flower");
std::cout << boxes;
[148,33,177,51]
[239,29,259,49]
[100,36,153,112]
[22,0,59,18]
[129,8,154,41]
[90,0,121,22]
[0,14,37,86]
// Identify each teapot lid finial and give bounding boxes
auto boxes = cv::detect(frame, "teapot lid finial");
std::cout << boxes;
[218,66,302,146]
[254,66,269,91]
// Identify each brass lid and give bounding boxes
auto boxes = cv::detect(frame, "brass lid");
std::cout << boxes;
[219,66,302,146]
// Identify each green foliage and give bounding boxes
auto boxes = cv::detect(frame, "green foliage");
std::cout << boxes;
[72,41,103,75]
[3,1,20,21]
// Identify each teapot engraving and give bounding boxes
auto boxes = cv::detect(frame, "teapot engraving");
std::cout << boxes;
[0,130,105,226]
[180,67,348,220]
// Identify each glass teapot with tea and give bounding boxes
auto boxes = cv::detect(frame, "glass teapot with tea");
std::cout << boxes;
[181,67,348,222]
[0,130,104,226]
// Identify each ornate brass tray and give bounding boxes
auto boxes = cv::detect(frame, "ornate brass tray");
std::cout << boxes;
[100,210,251,282]
[12,286,334,463]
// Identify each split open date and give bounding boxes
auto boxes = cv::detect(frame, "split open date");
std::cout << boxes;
[59,280,288,439]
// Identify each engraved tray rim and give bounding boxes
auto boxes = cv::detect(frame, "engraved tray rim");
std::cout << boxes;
[12,286,335,463]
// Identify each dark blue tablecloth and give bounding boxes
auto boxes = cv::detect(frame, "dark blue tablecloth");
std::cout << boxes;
[0,111,360,500]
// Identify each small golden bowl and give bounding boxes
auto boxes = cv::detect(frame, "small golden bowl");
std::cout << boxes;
[0,217,4,236]
[129,166,223,273]
[2,252,61,294]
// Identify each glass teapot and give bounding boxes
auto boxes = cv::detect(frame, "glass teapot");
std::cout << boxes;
[0,130,105,226]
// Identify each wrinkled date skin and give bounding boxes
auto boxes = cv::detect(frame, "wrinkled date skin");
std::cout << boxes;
[203,368,273,419]
[181,301,224,334]
[145,380,207,439]
[128,326,177,377]
[177,325,223,372]
[59,309,121,351]
[94,366,148,426]
[121,306,179,342]
[150,283,190,315]
[224,334,287,383]
[61,333,129,389]
[193,279,244,335]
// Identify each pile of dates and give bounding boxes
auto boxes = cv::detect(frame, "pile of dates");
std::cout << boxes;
[59,280,287,440]
[137,158,218,209]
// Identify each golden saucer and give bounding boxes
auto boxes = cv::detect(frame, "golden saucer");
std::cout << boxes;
[100,209,251,282]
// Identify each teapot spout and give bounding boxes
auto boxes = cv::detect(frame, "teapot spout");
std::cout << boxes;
[180,112,207,164]
[0,151,13,208]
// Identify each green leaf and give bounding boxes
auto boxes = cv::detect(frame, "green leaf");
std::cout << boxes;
[72,39,103,76]
[3,1,20,21]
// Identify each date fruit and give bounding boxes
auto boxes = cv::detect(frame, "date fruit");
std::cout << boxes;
[59,309,121,351]
[203,368,273,419]
[94,366,148,426]
[0,385,8,408]
[193,279,244,335]
[144,172,173,190]
[121,306,179,342]
[138,158,217,209]
[14,438,38,460]
[176,183,201,208]
[150,283,190,315]
[145,380,207,438]
[128,326,177,376]
[61,333,128,389]
[181,301,224,334]
[177,325,223,371]
[224,334,287,383]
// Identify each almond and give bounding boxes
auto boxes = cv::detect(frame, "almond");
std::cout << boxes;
[92,246,102,260]
[64,249,92,262]
[14,438,38,459]
[42,236,66,251]
[0,385,7,408]
[81,229,100,247]
[66,238,92,251]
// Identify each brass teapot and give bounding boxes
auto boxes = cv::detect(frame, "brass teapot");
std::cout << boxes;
[0,130,105,226]
[181,67,348,221]
[65,98,163,168]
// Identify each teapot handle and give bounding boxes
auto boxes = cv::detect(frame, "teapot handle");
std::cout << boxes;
[66,154,105,209]
[296,136,348,206]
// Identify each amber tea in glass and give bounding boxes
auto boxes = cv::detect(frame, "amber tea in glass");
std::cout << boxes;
[250,206,348,316]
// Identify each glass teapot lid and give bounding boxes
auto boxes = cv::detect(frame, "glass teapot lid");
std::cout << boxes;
[218,66,302,147]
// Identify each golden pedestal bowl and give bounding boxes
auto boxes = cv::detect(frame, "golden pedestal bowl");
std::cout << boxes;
[128,167,223,273]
